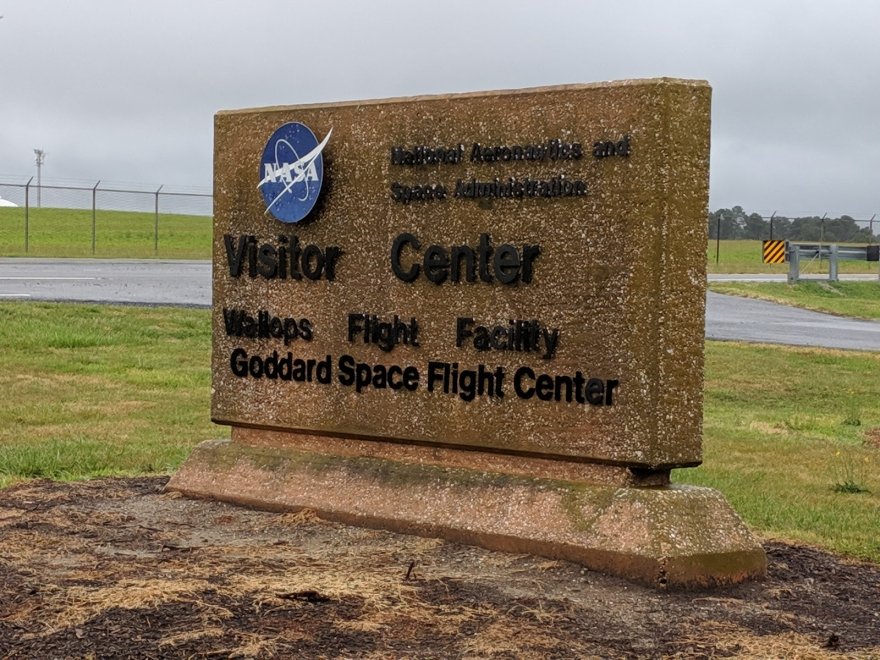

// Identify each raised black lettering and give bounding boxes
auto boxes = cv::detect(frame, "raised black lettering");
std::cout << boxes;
[301,245,325,280]
[514,366,535,399]
[478,233,493,282]
[450,244,476,282]
[423,245,449,284]
[257,244,278,278]
[493,244,520,284]
[230,348,248,377]
[391,233,421,282]
[323,246,342,280]
[224,235,249,277]
[605,379,619,405]
[520,245,541,283]
[586,378,605,405]
[456,317,474,347]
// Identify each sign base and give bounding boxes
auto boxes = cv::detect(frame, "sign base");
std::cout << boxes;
[167,430,766,589]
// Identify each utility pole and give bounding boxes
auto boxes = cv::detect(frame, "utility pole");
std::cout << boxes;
[33,149,46,208]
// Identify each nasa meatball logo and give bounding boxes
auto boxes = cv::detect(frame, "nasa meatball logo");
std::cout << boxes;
[258,122,331,223]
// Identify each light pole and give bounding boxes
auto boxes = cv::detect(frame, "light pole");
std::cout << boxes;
[33,149,46,208]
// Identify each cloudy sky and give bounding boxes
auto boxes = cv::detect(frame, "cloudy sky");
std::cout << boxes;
[1,1,878,217]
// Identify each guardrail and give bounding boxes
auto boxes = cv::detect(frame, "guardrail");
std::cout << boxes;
[786,242,880,283]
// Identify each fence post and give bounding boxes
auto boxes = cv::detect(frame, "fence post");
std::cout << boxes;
[91,180,101,256]
[24,177,33,254]
[154,185,163,257]
[788,244,799,284]
[829,244,839,282]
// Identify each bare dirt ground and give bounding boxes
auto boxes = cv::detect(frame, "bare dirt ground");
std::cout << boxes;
[0,477,878,659]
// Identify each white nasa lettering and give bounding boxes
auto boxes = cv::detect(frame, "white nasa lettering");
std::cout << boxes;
[293,160,319,182]
[262,161,318,185]
[263,163,283,183]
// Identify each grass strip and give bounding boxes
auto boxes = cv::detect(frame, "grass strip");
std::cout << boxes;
[0,207,211,259]
[708,281,880,320]
[707,239,879,274]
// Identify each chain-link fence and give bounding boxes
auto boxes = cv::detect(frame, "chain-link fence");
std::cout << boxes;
[0,176,212,259]
[708,211,878,243]
[705,209,880,273]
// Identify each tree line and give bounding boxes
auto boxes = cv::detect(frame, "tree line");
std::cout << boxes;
[708,206,878,242]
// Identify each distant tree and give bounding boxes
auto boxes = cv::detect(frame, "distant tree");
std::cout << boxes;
[771,216,791,239]
[742,213,767,239]
[829,216,863,242]
[855,225,875,242]
[707,210,720,238]
[790,217,822,241]
[707,208,878,242]
[708,207,747,239]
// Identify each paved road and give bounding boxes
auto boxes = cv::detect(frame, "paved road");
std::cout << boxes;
[2,258,879,351]
[0,258,211,307]
[706,291,880,351]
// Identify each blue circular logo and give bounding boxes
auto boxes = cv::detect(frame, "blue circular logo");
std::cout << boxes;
[258,122,331,223]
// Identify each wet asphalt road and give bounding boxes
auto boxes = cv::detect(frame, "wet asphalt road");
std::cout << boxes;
[1,258,879,351]
[704,290,880,351]
[0,258,211,307]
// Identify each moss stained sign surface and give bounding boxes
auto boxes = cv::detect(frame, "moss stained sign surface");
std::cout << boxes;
[212,79,711,469]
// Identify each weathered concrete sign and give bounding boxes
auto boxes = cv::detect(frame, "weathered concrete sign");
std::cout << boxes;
[211,79,707,468]
[170,79,766,588]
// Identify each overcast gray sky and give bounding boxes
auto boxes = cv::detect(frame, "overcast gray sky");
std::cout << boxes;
[1,0,878,217]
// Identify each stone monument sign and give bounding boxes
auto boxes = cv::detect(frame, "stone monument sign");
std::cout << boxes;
[169,79,766,588]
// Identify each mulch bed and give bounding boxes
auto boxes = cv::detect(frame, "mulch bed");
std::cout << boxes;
[1,477,878,658]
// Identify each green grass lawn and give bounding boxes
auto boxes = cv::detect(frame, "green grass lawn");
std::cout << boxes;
[707,239,879,274]
[0,302,877,562]
[677,341,879,562]
[0,303,218,484]
[709,281,880,320]
[0,207,212,259]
